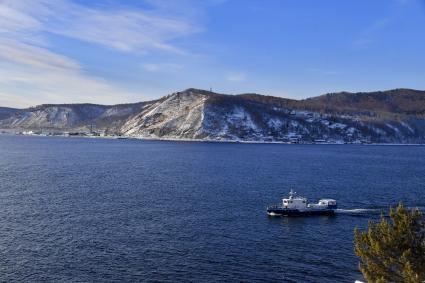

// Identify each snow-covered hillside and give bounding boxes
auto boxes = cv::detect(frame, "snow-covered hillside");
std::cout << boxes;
[0,102,149,133]
[121,89,425,143]
[1,88,425,143]
[121,91,207,138]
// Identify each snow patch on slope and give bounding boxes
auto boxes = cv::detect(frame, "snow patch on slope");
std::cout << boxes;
[121,91,207,138]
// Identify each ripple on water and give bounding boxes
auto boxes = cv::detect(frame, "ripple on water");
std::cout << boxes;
[0,135,424,282]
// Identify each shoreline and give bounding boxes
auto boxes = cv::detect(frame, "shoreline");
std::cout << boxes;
[1,131,424,146]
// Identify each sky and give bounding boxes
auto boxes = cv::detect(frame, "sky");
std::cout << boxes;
[0,0,425,108]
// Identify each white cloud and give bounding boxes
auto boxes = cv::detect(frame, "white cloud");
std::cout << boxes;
[0,39,79,70]
[142,63,183,72]
[226,72,246,82]
[0,0,205,107]
[1,0,200,53]
[0,4,40,32]
[0,40,140,108]
[0,37,143,107]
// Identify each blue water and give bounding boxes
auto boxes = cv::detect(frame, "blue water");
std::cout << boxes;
[0,135,424,282]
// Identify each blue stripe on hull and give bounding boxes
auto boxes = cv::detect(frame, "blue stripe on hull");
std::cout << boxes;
[267,208,335,216]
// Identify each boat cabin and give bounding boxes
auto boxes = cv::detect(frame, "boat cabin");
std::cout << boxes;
[282,190,308,210]
[281,190,337,210]
[317,199,337,209]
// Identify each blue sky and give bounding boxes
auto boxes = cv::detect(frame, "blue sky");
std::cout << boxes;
[0,0,424,107]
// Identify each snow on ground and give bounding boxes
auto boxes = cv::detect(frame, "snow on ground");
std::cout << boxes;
[346,127,357,134]
[329,123,347,129]
[121,91,207,138]
[371,126,386,135]
[290,120,299,127]
[321,120,330,126]
[386,123,400,133]
[227,106,259,132]
[267,118,283,129]
[103,106,134,117]
[400,121,414,133]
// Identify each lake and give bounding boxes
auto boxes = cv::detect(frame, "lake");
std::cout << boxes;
[0,135,424,282]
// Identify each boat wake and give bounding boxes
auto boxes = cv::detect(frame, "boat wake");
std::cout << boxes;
[335,208,382,215]
[336,206,424,217]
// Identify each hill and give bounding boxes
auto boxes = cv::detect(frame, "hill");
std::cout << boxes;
[1,88,425,143]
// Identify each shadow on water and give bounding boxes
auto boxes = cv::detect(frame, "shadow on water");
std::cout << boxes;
[266,214,339,228]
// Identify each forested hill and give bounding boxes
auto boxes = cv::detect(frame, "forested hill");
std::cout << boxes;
[1,88,425,143]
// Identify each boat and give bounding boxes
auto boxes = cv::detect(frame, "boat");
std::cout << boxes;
[267,189,337,216]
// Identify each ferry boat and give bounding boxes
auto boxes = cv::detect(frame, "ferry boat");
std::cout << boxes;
[267,190,337,216]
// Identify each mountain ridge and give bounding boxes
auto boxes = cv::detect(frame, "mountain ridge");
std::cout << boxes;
[1,88,425,143]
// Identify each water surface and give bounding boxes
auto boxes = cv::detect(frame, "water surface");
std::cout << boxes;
[0,135,424,282]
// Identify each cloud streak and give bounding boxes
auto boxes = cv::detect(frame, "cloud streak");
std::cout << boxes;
[226,72,247,83]
[0,0,204,107]
[0,39,139,107]
[0,39,79,70]
[142,63,183,72]
[1,0,200,53]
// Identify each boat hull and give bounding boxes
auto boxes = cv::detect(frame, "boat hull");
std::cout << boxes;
[267,208,335,216]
